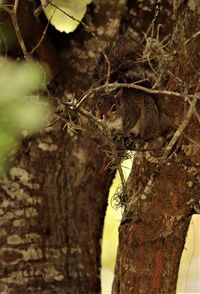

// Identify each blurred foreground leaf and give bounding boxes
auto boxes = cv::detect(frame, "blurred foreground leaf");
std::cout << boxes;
[0,58,51,176]
[0,129,15,176]
[0,96,49,133]
[0,59,45,102]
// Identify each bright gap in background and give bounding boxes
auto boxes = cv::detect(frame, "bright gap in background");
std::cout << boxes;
[177,215,200,293]
[101,156,133,294]
[101,157,200,294]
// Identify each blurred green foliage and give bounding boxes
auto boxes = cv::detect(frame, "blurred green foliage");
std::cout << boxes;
[0,58,51,176]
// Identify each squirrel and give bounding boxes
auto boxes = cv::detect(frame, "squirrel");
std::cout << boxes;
[94,36,160,140]
[95,87,160,140]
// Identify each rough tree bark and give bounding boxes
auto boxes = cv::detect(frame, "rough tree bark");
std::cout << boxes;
[0,0,126,293]
[0,1,199,294]
[112,1,200,293]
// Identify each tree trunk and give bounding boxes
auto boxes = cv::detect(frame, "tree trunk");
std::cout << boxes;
[0,0,125,293]
[112,1,200,293]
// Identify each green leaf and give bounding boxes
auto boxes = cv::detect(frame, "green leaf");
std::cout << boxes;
[41,0,92,33]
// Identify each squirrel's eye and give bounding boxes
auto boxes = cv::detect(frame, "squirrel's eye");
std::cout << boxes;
[111,104,117,113]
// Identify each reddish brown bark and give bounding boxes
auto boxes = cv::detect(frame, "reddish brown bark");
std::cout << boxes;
[112,1,200,293]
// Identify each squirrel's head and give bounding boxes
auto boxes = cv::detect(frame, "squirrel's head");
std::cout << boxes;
[95,88,124,131]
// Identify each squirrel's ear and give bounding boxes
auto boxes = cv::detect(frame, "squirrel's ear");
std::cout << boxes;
[114,88,123,104]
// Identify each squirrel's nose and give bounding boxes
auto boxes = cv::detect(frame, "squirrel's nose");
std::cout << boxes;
[97,112,104,120]
[95,108,103,119]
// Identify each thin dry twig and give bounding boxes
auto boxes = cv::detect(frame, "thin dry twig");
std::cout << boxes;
[109,140,127,194]
[62,100,127,192]
[186,97,200,123]
[34,0,51,17]
[48,1,91,33]
[43,116,61,129]
[182,133,200,148]
[76,79,104,109]
[2,1,53,59]
[5,0,29,59]
[184,30,200,45]
[124,95,198,216]
[141,95,198,199]
[29,9,56,55]
[96,82,191,98]
[102,52,111,85]
[76,81,200,109]
[141,0,162,43]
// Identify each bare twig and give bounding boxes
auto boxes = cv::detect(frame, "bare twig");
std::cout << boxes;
[2,1,29,59]
[43,116,61,129]
[76,81,200,110]
[186,97,200,123]
[62,101,127,193]
[182,133,200,148]
[99,82,187,98]
[109,139,127,194]
[102,52,111,85]
[184,30,200,45]
[48,1,90,32]
[125,95,198,214]
[141,95,198,200]
[12,0,29,59]
[77,106,105,128]
[141,0,162,43]
[75,79,104,109]
[34,0,51,17]
[163,100,197,158]
[29,9,56,55]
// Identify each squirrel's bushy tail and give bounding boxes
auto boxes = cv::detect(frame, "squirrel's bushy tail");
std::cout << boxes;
[95,35,156,87]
